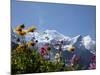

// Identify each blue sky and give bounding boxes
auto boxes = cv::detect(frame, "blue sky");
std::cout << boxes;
[11,0,96,40]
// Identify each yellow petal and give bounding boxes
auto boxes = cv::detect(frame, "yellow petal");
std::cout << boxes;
[67,45,75,52]
[27,26,37,32]
[16,27,22,32]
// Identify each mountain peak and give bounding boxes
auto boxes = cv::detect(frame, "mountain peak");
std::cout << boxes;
[71,35,82,45]
[44,29,57,33]
[73,35,82,40]
[82,35,96,54]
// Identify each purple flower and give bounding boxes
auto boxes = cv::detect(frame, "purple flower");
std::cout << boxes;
[89,63,96,69]
[65,63,71,67]
[70,54,80,66]
[43,54,50,60]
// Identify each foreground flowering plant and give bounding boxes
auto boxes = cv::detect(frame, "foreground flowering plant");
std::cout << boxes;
[11,24,96,74]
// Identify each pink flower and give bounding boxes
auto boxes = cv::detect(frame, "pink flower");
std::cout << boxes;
[40,47,47,56]
[40,45,49,56]
[89,55,96,69]
[70,54,80,66]
[89,63,96,69]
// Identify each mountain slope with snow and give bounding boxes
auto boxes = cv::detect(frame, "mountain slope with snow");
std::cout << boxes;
[30,30,96,54]
[12,29,96,54]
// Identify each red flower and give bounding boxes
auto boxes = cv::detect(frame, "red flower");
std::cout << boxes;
[40,47,47,56]
[40,45,51,56]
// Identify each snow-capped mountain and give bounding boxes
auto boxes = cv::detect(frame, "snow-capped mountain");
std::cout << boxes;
[29,30,95,54]
[82,35,96,54]
[35,30,71,43]
[12,29,96,54]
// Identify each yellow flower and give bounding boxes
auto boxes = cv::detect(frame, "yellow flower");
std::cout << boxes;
[15,24,25,32]
[27,26,37,32]
[27,41,35,47]
[17,44,25,49]
[16,44,26,53]
[16,30,27,36]
[67,45,75,52]
[15,27,22,32]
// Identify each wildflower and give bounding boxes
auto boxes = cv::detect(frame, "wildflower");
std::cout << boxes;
[43,54,50,60]
[67,45,75,52]
[70,54,80,66]
[17,44,25,49]
[40,45,51,56]
[89,63,96,69]
[54,53,61,63]
[55,53,60,59]
[16,30,27,36]
[64,59,72,67]
[27,41,35,47]
[15,27,22,32]
[56,58,60,63]
[89,55,96,69]
[16,44,26,53]
[27,26,37,32]
[40,47,47,56]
